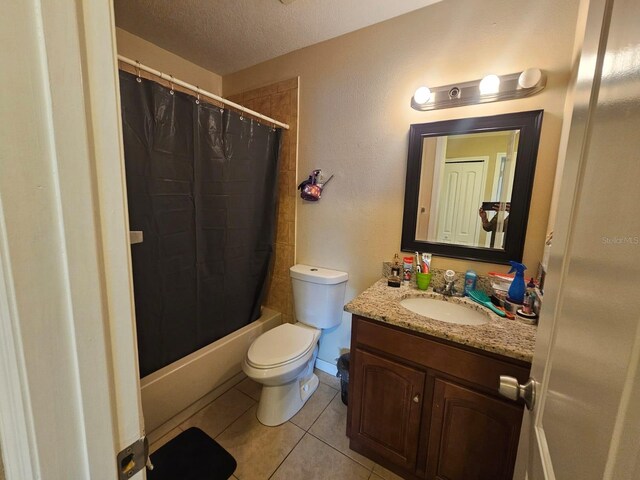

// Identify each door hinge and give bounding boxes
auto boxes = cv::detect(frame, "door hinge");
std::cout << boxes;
[117,436,153,479]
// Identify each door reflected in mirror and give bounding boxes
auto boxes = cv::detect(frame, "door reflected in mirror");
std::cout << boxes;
[416,130,520,251]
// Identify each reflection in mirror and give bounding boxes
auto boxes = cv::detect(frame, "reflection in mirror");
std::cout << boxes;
[401,110,543,264]
[416,130,520,250]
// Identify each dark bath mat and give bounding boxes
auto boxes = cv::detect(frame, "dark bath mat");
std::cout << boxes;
[147,427,237,480]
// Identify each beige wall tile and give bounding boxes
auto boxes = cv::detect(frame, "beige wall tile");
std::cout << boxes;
[233,79,298,321]
[277,77,299,92]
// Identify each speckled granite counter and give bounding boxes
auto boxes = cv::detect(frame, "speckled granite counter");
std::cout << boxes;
[344,278,536,363]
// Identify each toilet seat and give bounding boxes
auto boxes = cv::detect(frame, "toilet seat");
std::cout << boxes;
[247,323,318,369]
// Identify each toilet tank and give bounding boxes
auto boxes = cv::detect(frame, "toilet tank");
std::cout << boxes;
[290,264,348,329]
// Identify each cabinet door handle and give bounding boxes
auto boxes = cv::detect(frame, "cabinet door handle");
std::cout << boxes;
[413,394,420,403]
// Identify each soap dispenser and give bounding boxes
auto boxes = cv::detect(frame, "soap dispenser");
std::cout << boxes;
[507,261,527,303]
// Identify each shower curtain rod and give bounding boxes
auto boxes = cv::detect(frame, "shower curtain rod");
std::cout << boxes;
[117,55,290,130]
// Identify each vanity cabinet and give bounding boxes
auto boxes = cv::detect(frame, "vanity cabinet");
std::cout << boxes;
[347,315,530,480]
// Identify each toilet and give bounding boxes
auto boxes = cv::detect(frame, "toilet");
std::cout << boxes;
[242,264,348,426]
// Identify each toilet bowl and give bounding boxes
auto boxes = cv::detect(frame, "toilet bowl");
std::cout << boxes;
[242,264,348,426]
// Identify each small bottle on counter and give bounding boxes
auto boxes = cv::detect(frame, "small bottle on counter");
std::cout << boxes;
[403,256,413,285]
[464,270,477,296]
[388,254,402,288]
[391,253,401,278]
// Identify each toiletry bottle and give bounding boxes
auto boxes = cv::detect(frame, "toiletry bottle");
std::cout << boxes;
[507,261,527,304]
[523,278,536,314]
[391,254,401,278]
[388,254,401,288]
[402,256,413,285]
[464,270,477,296]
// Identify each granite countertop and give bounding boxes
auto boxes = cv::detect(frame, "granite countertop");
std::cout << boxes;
[344,278,536,363]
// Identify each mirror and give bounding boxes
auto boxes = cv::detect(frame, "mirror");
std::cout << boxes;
[401,110,543,264]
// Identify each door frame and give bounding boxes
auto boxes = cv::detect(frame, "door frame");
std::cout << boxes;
[0,0,144,478]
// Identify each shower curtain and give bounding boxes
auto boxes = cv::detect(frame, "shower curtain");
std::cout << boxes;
[119,71,282,377]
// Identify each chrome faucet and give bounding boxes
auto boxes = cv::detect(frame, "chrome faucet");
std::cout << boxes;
[436,270,462,296]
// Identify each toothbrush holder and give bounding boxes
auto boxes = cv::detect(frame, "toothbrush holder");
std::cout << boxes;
[416,272,432,291]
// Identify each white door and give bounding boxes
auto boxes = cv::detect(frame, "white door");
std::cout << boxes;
[511,0,640,478]
[436,159,486,245]
[0,0,145,479]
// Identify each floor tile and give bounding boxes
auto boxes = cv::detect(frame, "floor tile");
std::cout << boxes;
[372,463,405,480]
[180,388,255,438]
[271,433,370,480]
[235,376,262,402]
[315,368,341,390]
[290,382,338,431]
[216,406,305,480]
[309,394,374,470]
[149,426,183,454]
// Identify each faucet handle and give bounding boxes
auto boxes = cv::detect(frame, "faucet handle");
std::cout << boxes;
[444,269,456,283]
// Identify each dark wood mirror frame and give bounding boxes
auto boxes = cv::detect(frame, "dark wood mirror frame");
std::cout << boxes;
[401,110,544,264]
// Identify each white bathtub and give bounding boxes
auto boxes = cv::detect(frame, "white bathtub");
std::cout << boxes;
[141,307,282,440]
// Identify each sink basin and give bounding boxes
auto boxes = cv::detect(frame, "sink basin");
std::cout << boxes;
[400,297,489,326]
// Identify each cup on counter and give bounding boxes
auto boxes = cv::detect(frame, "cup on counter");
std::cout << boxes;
[416,272,432,290]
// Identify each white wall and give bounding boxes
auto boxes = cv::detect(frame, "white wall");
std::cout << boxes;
[224,0,580,369]
[116,28,222,95]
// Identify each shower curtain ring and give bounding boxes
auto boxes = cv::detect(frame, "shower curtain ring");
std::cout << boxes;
[169,75,175,95]
[135,60,142,83]
[195,86,200,104]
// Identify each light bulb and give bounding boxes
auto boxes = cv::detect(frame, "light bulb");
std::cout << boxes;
[413,86,432,105]
[479,74,500,95]
[518,68,542,89]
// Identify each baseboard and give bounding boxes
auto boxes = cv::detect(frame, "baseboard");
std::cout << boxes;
[315,357,338,376]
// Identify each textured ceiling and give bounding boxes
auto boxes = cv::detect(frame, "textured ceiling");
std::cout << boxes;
[114,0,442,75]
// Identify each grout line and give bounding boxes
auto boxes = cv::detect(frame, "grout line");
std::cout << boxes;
[266,388,339,478]
[212,394,256,440]
[306,429,375,473]
[233,385,259,405]
[267,425,307,479]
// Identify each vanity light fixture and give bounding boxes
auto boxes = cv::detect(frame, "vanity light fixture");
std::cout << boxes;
[479,74,501,95]
[411,68,546,111]
[413,86,432,105]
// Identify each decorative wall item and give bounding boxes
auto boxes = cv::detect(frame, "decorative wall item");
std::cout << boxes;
[298,169,334,201]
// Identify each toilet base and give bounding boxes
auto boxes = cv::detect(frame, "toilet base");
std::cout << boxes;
[256,372,319,426]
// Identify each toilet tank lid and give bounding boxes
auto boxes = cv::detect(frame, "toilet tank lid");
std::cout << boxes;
[290,264,348,285]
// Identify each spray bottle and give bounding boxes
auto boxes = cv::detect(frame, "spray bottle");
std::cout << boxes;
[507,261,527,304]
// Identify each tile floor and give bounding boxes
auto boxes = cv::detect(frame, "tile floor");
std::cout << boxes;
[150,369,404,480]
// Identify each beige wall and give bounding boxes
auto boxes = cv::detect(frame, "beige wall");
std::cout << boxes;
[224,0,580,366]
[116,28,222,95]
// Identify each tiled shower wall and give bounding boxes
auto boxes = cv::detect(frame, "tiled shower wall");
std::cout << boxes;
[228,78,299,324]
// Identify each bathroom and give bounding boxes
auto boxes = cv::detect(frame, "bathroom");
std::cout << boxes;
[1,0,640,479]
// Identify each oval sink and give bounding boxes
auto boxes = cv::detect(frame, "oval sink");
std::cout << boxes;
[400,297,489,326]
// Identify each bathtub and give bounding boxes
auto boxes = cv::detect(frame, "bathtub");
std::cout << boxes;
[141,307,282,440]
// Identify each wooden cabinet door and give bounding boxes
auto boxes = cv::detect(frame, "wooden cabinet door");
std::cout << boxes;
[426,377,522,480]
[350,348,425,471]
